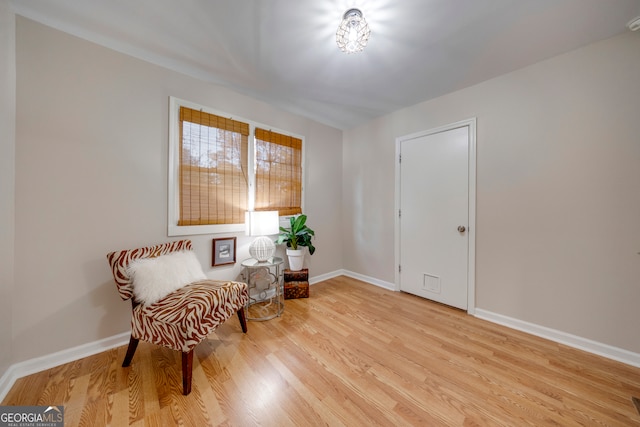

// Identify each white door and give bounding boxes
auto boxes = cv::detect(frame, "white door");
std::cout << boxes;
[397,121,475,311]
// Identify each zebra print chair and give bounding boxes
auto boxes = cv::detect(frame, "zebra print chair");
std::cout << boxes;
[107,239,248,395]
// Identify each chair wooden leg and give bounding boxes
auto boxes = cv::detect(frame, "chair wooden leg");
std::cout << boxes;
[237,308,248,333]
[122,336,139,367]
[182,350,193,395]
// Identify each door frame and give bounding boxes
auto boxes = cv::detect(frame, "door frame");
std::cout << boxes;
[394,118,477,314]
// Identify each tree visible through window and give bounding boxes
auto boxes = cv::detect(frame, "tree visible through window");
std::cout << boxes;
[255,128,302,216]
[179,107,249,225]
[170,98,304,235]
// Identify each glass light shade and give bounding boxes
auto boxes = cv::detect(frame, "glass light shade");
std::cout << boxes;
[336,8,371,54]
[246,211,279,261]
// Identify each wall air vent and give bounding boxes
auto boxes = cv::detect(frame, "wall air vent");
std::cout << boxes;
[423,274,441,294]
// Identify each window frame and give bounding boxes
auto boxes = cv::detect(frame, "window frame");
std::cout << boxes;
[168,96,305,236]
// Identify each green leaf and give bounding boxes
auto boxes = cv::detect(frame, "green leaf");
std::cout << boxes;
[275,214,315,255]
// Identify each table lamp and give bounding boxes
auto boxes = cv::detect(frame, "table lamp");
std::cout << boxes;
[245,210,280,262]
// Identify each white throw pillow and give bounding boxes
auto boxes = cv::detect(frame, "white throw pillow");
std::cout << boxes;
[127,250,207,305]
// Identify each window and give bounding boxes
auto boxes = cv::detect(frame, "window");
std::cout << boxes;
[178,107,249,226]
[255,128,302,216]
[168,97,304,236]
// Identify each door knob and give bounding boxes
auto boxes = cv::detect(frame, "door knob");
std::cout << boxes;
[457,226,466,232]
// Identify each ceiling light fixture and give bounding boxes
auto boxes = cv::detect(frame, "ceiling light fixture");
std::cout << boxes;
[628,16,640,31]
[336,8,371,54]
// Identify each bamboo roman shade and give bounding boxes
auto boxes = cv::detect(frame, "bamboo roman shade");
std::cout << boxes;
[178,107,249,225]
[254,128,302,216]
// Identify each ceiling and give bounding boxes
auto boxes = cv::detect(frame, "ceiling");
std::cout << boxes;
[9,0,640,130]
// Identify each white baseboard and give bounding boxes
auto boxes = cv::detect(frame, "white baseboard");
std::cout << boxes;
[475,309,640,369]
[307,269,398,291]
[341,270,397,291]
[309,269,344,285]
[0,332,129,402]
[310,270,396,291]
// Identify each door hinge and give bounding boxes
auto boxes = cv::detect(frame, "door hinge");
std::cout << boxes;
[399,153,401,163]
[399,209,401,218]
[398,265,401,273]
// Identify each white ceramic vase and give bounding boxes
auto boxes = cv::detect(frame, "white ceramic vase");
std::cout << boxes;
[286,248,304,271]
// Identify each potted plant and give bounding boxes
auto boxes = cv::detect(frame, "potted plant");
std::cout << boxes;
[276,214,315,271]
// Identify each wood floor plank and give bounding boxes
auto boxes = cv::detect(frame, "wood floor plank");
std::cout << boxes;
[3,276,640,426]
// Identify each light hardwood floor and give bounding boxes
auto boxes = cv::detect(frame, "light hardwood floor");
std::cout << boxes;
[3,276,640,426]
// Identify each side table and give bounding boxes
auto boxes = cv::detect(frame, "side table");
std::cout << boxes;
[241,257,284,321]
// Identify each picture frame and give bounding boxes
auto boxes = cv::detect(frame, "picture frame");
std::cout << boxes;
[212,237,237,267]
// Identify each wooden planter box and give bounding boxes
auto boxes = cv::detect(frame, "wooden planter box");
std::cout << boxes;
[284,268,309,299]
[284,281,309,299]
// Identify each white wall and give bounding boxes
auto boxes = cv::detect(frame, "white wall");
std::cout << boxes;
[12,17,343,363]
[343,31,640,353]
[9,11,640,369]
[0,0,15,376]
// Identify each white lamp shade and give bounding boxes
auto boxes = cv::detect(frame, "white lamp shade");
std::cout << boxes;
[246,210,279,261]
[245,211,280,236]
